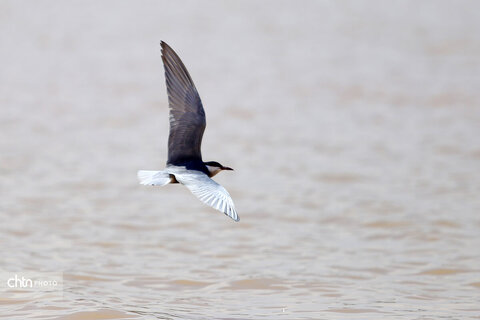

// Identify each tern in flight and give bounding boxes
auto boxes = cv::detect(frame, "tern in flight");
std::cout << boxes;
[137,41,239,221]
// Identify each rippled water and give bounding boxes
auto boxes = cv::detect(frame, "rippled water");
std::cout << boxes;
[1,1,480,319]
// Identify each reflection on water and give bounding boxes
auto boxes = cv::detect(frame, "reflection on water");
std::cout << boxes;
[1,1,480,319]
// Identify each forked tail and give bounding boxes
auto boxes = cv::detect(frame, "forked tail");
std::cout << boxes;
[137,170,172,186]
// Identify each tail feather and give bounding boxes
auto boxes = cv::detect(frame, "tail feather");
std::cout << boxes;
[137,170,171,186]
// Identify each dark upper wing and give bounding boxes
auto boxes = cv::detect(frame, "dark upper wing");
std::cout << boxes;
[161,41,206,165]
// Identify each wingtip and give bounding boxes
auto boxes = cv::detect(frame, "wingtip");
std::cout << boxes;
[160,40,172,52]
[227,210,240,222]
[228,214,240,222]
[159,41,179,66]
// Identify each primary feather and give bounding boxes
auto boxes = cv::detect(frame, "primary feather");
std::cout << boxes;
[161,41,206,165]
[166,166,239,221]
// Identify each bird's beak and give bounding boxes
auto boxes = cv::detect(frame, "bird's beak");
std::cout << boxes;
[222,166,234,171]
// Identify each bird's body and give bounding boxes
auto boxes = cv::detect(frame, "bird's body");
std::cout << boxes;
[137,41,239,221]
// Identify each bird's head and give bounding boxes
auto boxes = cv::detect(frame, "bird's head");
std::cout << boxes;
[204,161,233,177]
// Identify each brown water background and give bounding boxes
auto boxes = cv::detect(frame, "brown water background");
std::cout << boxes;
[1,1,480,319]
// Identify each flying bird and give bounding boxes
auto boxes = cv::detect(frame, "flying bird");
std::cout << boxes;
[137,41,239,222]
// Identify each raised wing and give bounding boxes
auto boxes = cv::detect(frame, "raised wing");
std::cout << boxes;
[170,168,239,222]
[161,41,206,165]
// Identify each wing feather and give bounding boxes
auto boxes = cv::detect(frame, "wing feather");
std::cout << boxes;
[161,41,206,165]
[169,168,240,222]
